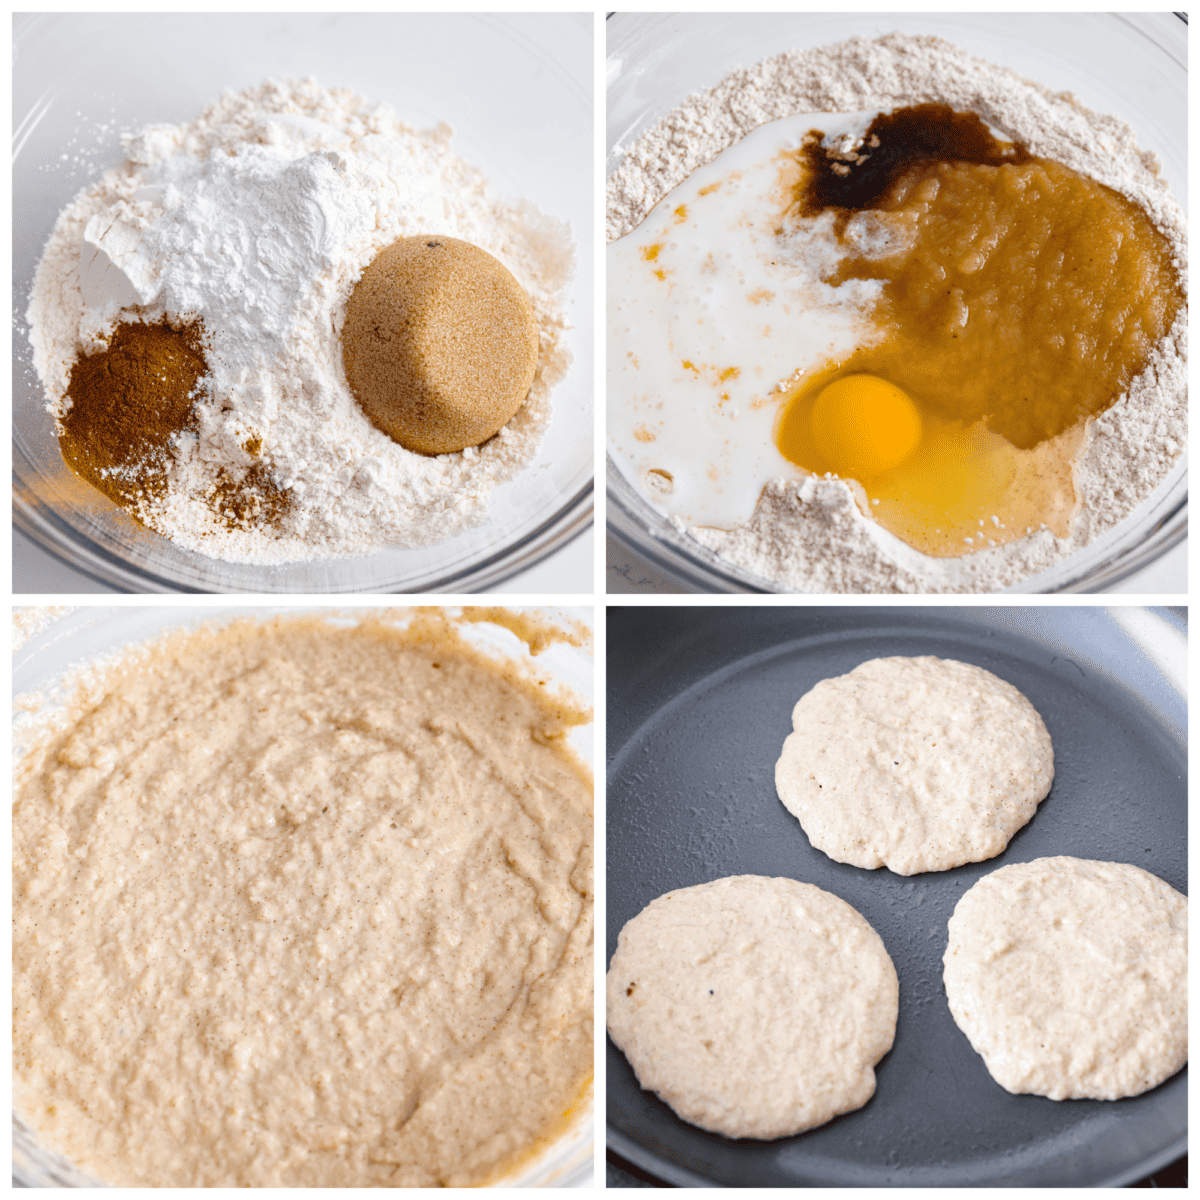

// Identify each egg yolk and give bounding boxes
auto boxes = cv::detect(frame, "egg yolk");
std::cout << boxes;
[807,374,921,481]
[774,361,1086,558]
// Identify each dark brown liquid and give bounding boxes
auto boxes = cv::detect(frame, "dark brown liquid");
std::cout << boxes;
[796,102,1032,218]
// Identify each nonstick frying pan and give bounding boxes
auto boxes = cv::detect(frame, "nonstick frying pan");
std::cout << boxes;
[606,606,1186,1187]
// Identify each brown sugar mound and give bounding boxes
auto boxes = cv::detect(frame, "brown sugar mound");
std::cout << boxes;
[341,236,540,455]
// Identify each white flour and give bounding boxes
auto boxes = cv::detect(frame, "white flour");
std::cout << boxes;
[607,34,1187,593]
[28,78,575,564]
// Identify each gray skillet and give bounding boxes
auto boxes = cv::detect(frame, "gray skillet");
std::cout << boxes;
[606,605,1186,1187]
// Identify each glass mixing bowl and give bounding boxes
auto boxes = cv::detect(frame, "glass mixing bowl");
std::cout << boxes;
[14,14,593,593]
[606,12,1187,594]
[12,605,594,1187]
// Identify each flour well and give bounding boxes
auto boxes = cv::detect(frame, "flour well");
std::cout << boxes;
[607,34,1187,593]
[28,78,575,564]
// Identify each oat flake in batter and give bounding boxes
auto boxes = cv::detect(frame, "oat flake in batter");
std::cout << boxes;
[13,612,593,1187]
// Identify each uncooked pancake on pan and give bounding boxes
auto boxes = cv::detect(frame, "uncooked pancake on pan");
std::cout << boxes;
[606,606,1186,1187]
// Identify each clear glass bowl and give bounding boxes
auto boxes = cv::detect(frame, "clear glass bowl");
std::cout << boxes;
[12,605,594,1187]
[606,12,1187,594]
[14,14,593,593]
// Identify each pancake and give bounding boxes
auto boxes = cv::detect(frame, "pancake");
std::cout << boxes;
[775,655,1053,875]
[943,857,1187,1100]
[606,874,898,1139]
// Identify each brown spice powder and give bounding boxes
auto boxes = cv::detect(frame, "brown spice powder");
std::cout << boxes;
[58,317,292,533]
[59,318,207,511]
[207,463,292,532]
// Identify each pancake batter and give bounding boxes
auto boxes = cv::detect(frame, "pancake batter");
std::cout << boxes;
[13,611,593,1187]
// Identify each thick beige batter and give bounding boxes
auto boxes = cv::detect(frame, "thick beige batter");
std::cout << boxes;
[13,612,593,1187]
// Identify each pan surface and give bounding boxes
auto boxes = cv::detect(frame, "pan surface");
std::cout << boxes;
[606,606,1186,1187]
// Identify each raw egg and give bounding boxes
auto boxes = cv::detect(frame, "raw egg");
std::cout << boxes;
[806,374,921,480]
[773,360,1083,557]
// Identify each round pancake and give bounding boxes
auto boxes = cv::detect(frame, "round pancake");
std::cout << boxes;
[943,856,1187,1101]
[606,875,898,1139]
[775,656,1053,875]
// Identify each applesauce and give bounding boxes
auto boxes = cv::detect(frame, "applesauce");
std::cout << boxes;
[775,104,1184,558]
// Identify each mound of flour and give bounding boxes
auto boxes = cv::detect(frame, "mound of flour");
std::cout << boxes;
[607,34,1187,593]
[28,78,575,564]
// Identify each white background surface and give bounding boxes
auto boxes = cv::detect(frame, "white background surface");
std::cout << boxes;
[6,11,1189,1194]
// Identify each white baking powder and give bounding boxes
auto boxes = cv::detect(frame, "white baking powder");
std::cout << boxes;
[607,34,1187,593]
[28,78,575,563]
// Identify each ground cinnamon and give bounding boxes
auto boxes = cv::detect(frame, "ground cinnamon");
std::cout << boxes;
[207,463,292,531]
[59,317,292,532]
[59,318,208,512]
